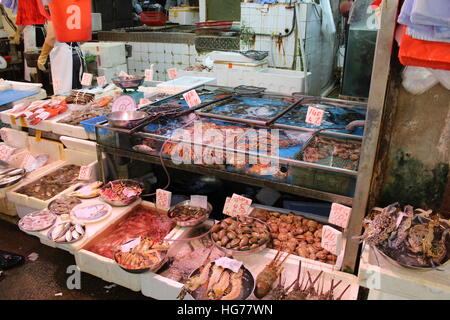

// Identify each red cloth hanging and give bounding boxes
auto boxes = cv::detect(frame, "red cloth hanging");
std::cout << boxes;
[16,0,48,26]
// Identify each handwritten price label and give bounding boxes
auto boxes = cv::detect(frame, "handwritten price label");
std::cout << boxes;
[190,195,208,209]
[156,189,172,210]
[0,144,15,162]
[321,225,342,256]
[97,76,107,86]
[223,193,252,217]
[305,106,325,126]
[81,73,93,87]
[183,90,201,108]
[329,203,352,228]
[112,95,137,112]
[167,68,177,80]
[78,166,93,181]
[145,68,153,82]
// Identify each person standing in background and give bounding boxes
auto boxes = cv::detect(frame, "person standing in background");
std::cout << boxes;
[36,3,84,95]
[9,0,47,81]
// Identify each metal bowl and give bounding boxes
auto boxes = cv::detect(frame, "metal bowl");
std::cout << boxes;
[112,76,145,90]
[211,216,271,256]
[113,238,169,274]
[167,200,212,228]
[99,179,143,207]
[187,263,255,300]
[107,111,147,129]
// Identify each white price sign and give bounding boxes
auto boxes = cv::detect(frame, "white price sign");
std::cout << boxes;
[328,203,352,228]
[78,166,93,181]
[167,68,177,80]
[97,76,107,86]
[183,90,202,108]
[156,189,172,210]
[223,194,252,217]
[321,225,342,255]
[145,67,153,82]
[190,195,208,209]
[81,73,93,86]
[305,106,325,126]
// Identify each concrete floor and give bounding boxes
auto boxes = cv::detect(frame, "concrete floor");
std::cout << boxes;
[0,219,148,300]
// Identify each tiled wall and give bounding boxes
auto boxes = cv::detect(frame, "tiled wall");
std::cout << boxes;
[240,3,310,70]
[125,42,198,81]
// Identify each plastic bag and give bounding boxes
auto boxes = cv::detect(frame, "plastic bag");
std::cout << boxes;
[430,68,450,90]
[401,66,439,95]
[48,0,92,42]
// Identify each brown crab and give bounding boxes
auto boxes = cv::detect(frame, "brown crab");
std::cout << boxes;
[357,203,399,246]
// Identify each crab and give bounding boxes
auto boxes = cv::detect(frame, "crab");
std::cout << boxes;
[357,203,399,246]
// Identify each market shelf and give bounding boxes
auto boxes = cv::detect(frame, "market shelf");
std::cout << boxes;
[96,144,354,206]
[358,246,450,300]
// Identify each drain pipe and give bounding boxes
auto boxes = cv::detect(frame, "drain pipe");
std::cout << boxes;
[296,3,309,94]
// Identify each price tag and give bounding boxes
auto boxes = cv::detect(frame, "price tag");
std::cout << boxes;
[121,237,141,253]
[305,106,324,126]
[119,71,129,77]
[145,68,153,82]
[329,203,352,228]
[167,68,177,80]
[156,189,172,210]
[183,90,201,108]
[78,166,93,181]
[321,225,342,256]
[223,193,252,217]
[139,98,151,107]
[112,95,137,112]
[97,76,107,86]
[81,73,93,86]
[190,195,208,209]
[214,257,243,273]
[0,144,15,162]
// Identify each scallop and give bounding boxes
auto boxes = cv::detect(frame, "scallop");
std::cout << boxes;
[65,230,73,242]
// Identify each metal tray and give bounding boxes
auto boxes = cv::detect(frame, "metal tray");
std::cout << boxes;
[188,263,255,300]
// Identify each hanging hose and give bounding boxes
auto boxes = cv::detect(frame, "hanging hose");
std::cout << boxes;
[0,5,17,32]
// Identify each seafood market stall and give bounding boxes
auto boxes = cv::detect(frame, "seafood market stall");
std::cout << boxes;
[95,85,367,206]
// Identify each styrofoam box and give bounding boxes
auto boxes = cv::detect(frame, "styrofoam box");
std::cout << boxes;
[22,198,142,254]
[0,136,66,216]
[213,60,269,71]
[359,245,450,300]
[81,42,126,68]
[92,13,102,32]
[98,64,128,82]
[7,137,99,214]
[157,76,216,90]
[0,107,70,132]
[169,6,199,25]
[75,201,184,292]
[177,68,308,95]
